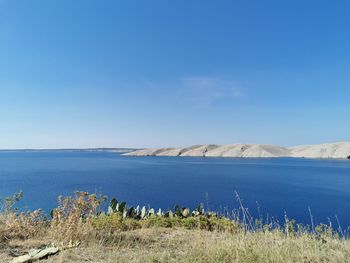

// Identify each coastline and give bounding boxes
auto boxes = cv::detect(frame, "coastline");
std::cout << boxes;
[123,142,350,159]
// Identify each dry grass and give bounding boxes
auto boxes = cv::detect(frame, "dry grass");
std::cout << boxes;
[2,228,350,263]
[0,210,47,242]
[1,191,350,262]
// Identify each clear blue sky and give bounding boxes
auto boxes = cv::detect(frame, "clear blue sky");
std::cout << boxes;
[0,0,349,149]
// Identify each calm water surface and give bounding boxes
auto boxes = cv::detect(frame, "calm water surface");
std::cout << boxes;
[1,151,350,227]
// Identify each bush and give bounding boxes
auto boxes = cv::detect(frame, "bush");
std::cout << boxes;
[50,191,106,241]
[0,192,46,242]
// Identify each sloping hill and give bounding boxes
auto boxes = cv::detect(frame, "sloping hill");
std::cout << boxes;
[290,142,350,159]
[123,142,350,159]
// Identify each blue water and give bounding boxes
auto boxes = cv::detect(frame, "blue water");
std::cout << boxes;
[1,151,350,228]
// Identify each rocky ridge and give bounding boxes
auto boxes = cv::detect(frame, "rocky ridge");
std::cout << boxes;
[123,142,350,159]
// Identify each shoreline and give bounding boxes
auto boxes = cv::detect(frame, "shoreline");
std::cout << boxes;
[123,142,350,159]
[0,148,135,153]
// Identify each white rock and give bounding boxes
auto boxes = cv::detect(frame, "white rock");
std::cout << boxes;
[11,255,31,263]
[123,142,350,159]
[180,145,219,157]
[290,142,350,159]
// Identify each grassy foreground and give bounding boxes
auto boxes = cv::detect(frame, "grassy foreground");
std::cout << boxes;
[1,192,350,263]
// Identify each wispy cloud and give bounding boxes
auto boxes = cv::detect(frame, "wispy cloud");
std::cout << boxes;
[180,77,244,107]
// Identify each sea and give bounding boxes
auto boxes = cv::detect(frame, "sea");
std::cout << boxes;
[1,150,350,228]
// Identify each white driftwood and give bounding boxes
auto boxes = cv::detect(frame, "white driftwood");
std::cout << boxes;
[11,247,59,263]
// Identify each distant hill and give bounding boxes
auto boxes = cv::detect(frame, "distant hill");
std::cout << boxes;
[123,142,350,159]
[0,148,135,153]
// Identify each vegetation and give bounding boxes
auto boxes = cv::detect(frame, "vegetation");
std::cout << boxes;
[1,191,350,262]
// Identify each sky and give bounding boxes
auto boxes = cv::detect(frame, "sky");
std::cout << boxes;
[0,0,349,149]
